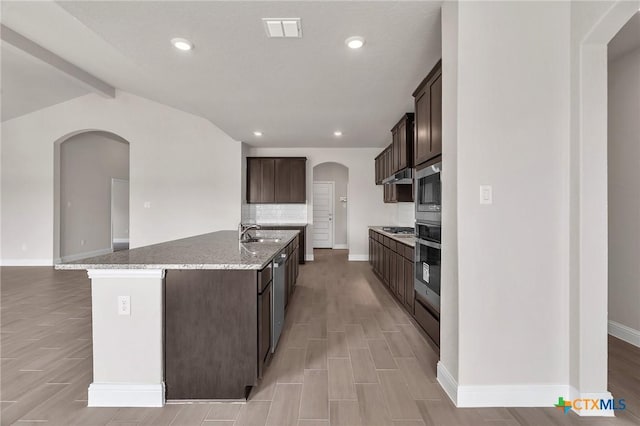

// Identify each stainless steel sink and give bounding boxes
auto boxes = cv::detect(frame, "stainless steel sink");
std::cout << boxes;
[241,237,282,243]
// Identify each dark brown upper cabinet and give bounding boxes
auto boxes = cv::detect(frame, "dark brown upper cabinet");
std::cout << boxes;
[247,158,275,203]
[247,157,307,204]
[391,113,414,173]
[413,60,442,167]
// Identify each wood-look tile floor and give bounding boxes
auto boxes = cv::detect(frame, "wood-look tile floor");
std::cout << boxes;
[1,249,639,425]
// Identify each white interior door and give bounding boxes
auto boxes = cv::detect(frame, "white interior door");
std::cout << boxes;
[111,178,129,251]
[313,182,334,248]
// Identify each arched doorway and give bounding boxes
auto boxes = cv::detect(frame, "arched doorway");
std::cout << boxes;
[53,130,130,262]
[312,162,349,251]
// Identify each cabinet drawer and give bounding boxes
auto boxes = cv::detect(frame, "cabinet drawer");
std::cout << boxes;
[414,297,440,347]
[387,239,397,252]
[404,245,414,260]
[258,264,273,293]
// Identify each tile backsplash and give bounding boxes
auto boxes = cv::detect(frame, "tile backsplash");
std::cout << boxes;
[242,203,308,224]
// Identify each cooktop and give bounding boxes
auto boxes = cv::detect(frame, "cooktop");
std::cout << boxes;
[381,227,415,235]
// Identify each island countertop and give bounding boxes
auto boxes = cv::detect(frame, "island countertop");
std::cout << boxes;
[54,230,299,271]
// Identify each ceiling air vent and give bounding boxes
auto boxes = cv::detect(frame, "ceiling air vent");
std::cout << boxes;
[263,18,302,38]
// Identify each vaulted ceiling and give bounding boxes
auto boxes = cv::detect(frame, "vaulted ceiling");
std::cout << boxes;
[1,1,442,148]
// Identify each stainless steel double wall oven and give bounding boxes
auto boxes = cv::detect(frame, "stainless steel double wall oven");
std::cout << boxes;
[414,158,442,346]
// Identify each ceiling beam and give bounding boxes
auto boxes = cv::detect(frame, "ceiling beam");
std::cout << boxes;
[1,24,115,98]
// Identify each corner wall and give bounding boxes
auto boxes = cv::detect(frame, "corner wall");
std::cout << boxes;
[440,0,572,405]
[608,46,640,341]
[1,91,241,265]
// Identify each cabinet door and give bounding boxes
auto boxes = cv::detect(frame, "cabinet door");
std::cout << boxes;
[383,247,389,286]
[274,158,291,202]
[414,63,442,166]
[260,159,275,203]
[258,282,272,377]
[404,258,414,313]
[247,158,262,203]
[414,85,430,167]
[398,120,407,170]
[289,159,306,203]
[396,251,405,301]
[430,73,442,158]
[389,250,397,293]
[391,127,399,173]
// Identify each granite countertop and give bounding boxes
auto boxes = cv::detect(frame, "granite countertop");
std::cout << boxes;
[369,226,416,248]
[54,230,299,271]
[256,223,308,227]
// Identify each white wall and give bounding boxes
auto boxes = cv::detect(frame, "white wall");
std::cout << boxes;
[249,147,398,261]
[440,0,460,385]
[313,162,349,247]
[111,178,130,242]
[1,91,241,265]
[440,1,571,400]
[608,46,640,335]
[60,131,129,258]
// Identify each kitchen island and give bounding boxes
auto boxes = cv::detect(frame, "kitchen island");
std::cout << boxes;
[56,230,300,407]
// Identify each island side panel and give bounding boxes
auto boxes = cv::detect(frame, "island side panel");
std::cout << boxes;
[165,269,257,400]
[88,269,165,407]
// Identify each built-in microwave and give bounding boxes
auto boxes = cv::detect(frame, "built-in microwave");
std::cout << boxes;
[415,159,441,223]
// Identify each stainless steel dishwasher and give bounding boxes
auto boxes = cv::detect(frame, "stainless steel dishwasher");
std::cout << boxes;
[271,250,287,352]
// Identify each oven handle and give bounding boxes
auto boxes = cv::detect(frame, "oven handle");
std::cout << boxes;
[416,238,441,250]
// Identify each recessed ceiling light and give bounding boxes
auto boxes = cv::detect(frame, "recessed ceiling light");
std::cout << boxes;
[171,37,193,51]
[334,131,343,137]
[345,36,365,49]
[253,131,263,137]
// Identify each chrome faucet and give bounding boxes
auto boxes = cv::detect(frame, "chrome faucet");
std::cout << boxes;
[238,223,260,241]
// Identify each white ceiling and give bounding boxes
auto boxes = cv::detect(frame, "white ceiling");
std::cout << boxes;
[1,42,91,121]
[609,11,640,62]
[1,1,442,148]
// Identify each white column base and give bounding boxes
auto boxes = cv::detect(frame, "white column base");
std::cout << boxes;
[88,383,165,407]
[569,387,616,417]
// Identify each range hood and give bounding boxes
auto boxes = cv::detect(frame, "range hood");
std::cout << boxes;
[382,168,413,184]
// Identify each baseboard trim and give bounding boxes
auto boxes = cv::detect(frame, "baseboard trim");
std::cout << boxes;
[569,387,615,416]
[113,238,130,244]
[456,384,570,408]
[437,362,571,408]
[60,248,113,263]
[333,244,348,249]
[348,254,368,261]
[436,362,458,405]
[87,269,166,279]
[0,258,53,266]
[88,382,165,407]
[305,254,314,262]
[608,320,640,348]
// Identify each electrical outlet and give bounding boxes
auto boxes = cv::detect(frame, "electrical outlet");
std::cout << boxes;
[118,296,131,316]
[144,201,151,209]
[80,239,86,246]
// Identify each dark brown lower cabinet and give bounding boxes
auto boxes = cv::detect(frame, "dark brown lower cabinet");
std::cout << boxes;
[404,256,414,313]
[395,251,405,301]
[165,269,257,400]
[369,231,427,341]
[165,239,300,401]
[258,280,272,378]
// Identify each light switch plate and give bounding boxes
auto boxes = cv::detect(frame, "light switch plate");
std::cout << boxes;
[480,185,493,205]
